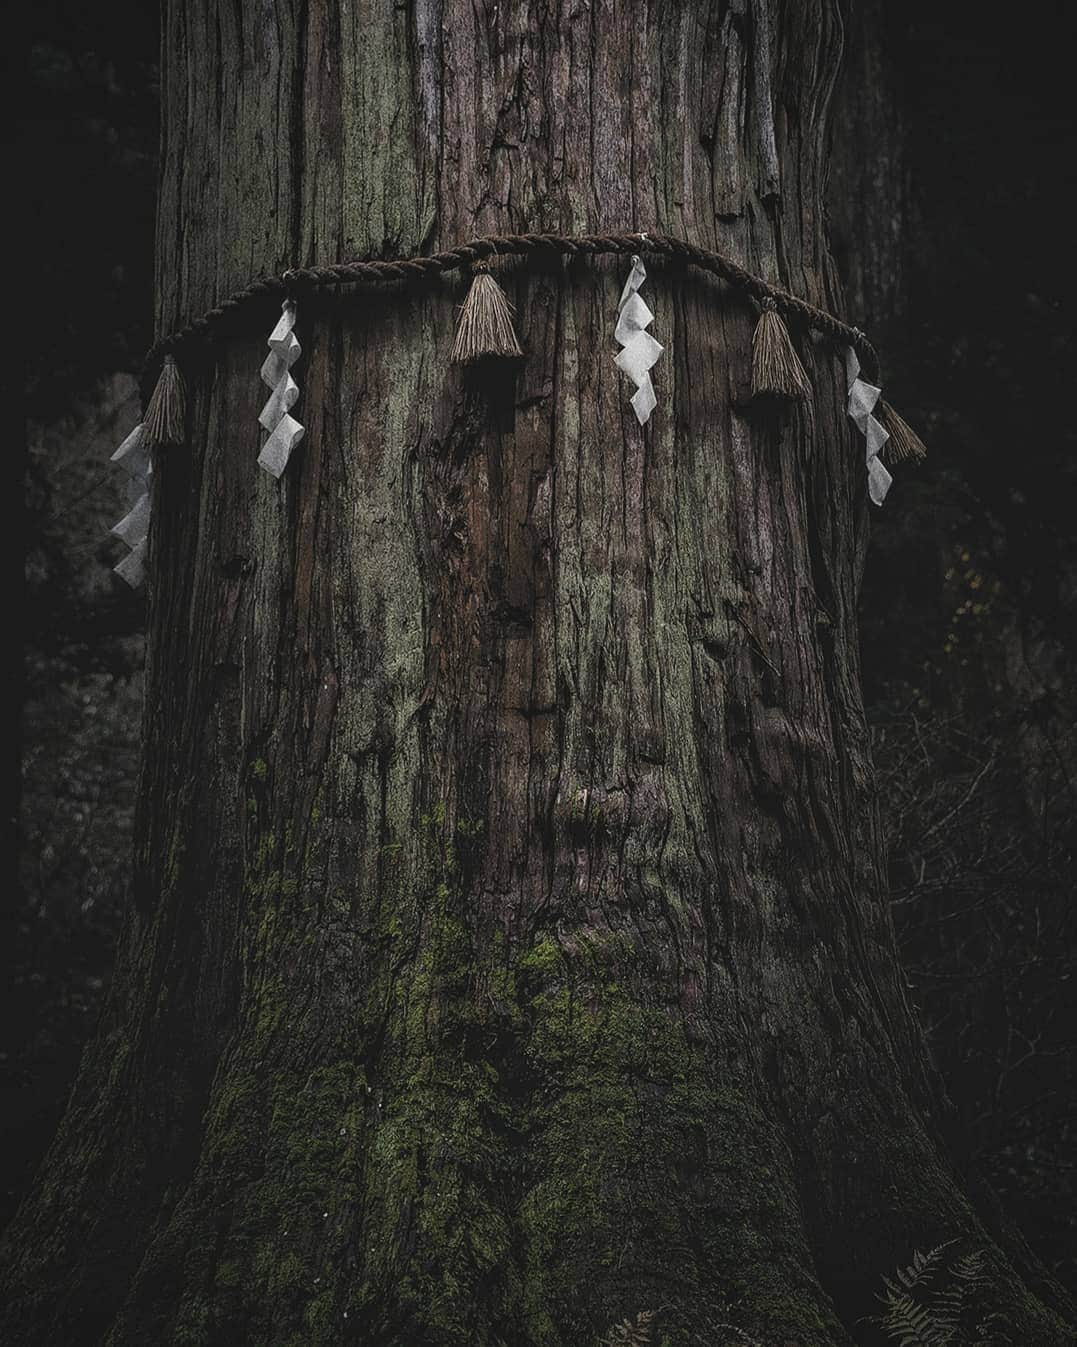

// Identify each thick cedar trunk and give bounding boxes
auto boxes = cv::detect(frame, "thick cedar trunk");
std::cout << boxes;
[3,3,1072,1344]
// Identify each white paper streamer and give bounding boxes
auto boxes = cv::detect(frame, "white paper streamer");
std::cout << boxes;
[114,539,147,588]
[110,491,151,548]
[112,422,151,495]
[614,255,663,425]
[258,300,305,478]
[845,347,892,507]
[109,422,153,586]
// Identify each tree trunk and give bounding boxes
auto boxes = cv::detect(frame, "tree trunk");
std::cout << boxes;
[3,3,1072,1344]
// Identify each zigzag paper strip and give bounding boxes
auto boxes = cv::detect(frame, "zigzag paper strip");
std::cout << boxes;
[614,255,663,425]
[258,300,305,478]
[109,422,153,587]
[845,347,892,507]
[114,540,148,587]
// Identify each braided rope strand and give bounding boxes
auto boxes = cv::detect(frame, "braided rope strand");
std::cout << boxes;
[142,231,879,402]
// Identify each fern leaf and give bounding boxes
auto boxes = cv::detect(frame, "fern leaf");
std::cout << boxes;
[894,1242,953,1293]
[880,1287,949,1346]
[599,1308,656,1347]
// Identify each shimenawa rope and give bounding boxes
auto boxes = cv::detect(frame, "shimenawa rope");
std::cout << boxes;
[138,231,882,402]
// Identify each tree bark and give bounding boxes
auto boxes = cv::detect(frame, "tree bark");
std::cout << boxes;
[3,2,1072,1344]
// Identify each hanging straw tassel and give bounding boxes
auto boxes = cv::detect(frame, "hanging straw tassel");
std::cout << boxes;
[878,399,928,463]
[751,297,812,402]
[450,264,523,364]
[142,354,188,447]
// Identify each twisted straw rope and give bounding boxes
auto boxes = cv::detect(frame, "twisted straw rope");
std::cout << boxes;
[140,231,879,403]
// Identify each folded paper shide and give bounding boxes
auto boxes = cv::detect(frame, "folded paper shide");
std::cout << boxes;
[112,232,927,586]
[258,301,306,479]
[845,347,892,507]
[109,423,153,587]
[614,255,663,425]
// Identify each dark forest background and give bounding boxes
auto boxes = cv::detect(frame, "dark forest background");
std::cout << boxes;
[9,0,1076,1300]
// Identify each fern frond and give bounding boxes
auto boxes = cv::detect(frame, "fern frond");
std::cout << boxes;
[874,1242,1000,1347]
[929,1281,966,1328]
[599,1308,656,1347]
[971,1308,1010,1347]
[892,1242,955,1292]
[952,1250,988,1284]
[879,1287,952,1345]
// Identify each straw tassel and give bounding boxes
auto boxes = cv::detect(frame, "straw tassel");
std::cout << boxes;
[142,354,187,447]
[751,298,812,401]
[451,265,523,363]
[878,400,928,463]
